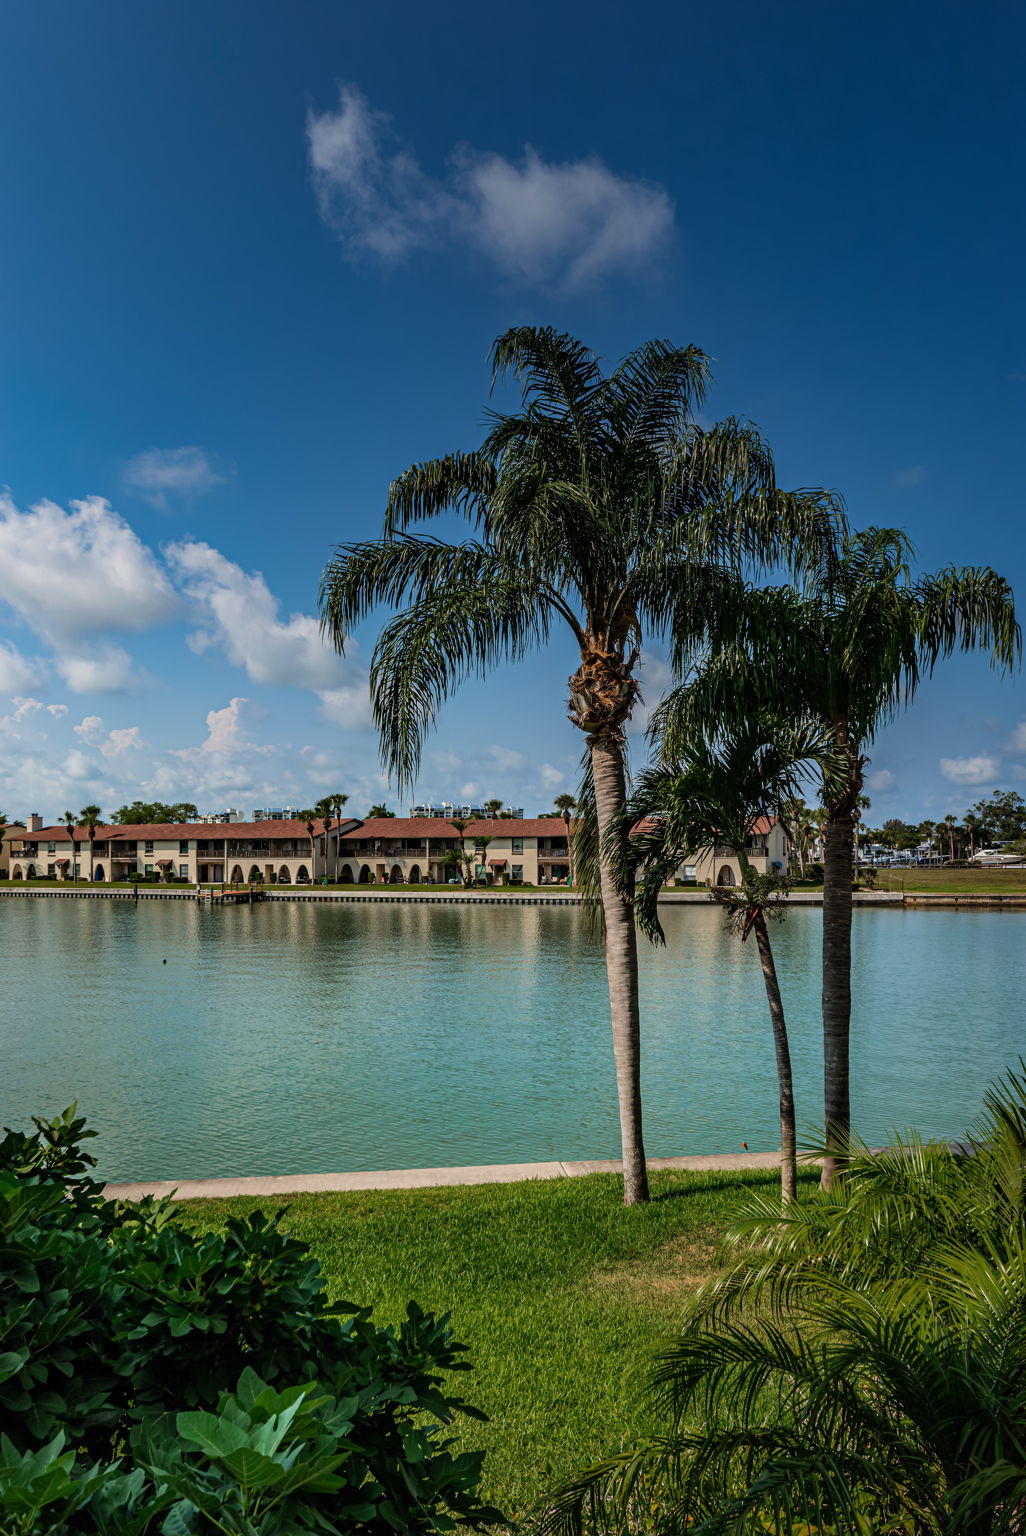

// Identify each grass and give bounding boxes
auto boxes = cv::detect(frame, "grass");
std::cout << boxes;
[869,866,1026,893]
[181,1168,801,1518]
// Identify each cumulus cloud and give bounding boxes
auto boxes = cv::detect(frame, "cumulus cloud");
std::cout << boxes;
[46,704,68,718]
[940,754,1001,786]
[74,715,106,744]
[307,84,674,289]
[539,762,566,790]
[0,495,176,685]
[485,744,526,773]
[166,539,371,728]
[868,769,896,792]
[56,646,137,695]
[1009,720,1026,752]
[124,446,225,508]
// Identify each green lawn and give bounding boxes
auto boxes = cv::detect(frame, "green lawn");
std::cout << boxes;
[181,1168,799,1518]
[870,866,1026,893]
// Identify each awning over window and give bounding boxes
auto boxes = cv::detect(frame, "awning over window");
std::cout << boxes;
[156,858,174,867]
[55,858,69,866]
[488,859,507,867]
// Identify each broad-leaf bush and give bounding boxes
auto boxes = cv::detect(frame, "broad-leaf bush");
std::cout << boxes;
[0,1109,498,1534]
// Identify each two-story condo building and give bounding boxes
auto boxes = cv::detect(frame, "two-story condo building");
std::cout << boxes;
[5,818,359,885]
[336,818,573,885]
[677,816,790,887]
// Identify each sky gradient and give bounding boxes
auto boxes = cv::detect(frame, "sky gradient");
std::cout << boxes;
[1,1,1023,823]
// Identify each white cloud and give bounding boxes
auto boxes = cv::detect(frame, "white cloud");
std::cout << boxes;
[11,696,43,723]
[46,704,68,718]
[0,642,45,693]
[62,748,96,780]
[1009,720,1026,752]
[629,650,674,735]
[868,769,896,792]
[0,495,177,674]
[166,540,371,728]
[485,744,526,773]
[56,646,137,695]
[459,781,480,799]
[940,754,1001,786]
[124,446,225,508]
[539,762,565,790]
[307,84,674,289]
[73,715,106,744]
[101,726,143,760]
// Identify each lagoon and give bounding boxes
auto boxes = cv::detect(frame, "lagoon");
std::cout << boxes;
[2,898,1023,1182]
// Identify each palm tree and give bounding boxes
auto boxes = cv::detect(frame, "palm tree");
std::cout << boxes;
[448,819,474,887]
[62,811,78,881]
[301,813,318,880]
[320,326,840,1204]
[79,805,102,883]
[658,528,1019,1187]
[553,792,577,884]
[473,834,494,881]
[618,722,827,1203]
[314,793,349,879]
[367,803,395,818]
[483,797,503,819]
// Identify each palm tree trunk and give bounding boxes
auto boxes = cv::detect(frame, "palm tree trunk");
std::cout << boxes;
[589,729,649,1206]
[752,910,797,1204]
[821,809,854,1189]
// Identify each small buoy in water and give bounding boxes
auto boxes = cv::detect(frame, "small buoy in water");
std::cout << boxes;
[741,1141,748,1151]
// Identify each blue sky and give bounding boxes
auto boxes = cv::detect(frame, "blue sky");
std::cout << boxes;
[1,0,1023,823]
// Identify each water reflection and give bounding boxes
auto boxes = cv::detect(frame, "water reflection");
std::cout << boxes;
[1,900,1023,1180]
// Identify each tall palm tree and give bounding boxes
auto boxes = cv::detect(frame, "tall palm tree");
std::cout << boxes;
[617,722,828,1203]
[473,834,493,881]
[79,805,102,883]
[658,527,1019,1186]
[320,326,840,1204]
[449,819,474,887]
[61,811,78,881]
[314,793,349,879]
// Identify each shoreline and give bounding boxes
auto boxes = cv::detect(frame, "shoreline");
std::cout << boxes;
[102,1148,794,1202]
[3,886,1026,907]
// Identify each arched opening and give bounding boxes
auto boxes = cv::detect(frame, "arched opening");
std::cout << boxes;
[296,864,310,884]
[339,864,354,884]
[248,865,262,883]
[716,865,736,886]
[359,864,372,884]
[278,865,291,883]
[408,864,421,884]
[389,864,403,884]
[229,865,243,885]
[93,865,105,882]
[12,865,22,880]
[24,863,36,879]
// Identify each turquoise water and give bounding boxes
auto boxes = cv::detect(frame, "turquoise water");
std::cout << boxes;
[2,898,1023,1181]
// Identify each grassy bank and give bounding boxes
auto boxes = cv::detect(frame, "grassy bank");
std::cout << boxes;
[181,1168,799,1517]
[870,866,1026,893]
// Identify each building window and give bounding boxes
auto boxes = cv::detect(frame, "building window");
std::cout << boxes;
[48,842,56,854]
[512,863,523,882]
[145,864,154,874]
[179,840,189,855]
[179,863,188,878]
[512,837,523,854]
[145,840,154,854]
[47,863,55,877]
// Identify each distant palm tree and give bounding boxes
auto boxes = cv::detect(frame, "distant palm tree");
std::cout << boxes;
[367,803,395,818]
[449,819,474,887]
[658,528,1019,1186]
[320,325,839,1203]
[483,797,503,819]
[553,792,577,883]
[473,834,493,881]
[79,805,102,883]
[62,811,77,881]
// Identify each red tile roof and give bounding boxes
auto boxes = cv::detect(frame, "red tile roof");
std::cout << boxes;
[14,819,353,844]
[340,817,575,840]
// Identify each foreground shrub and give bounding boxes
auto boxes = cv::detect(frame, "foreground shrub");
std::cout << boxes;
[0,1108,498,1534]
[544,1068,1026,1536]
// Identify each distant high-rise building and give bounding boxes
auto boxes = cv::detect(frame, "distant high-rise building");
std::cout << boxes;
[197,808,243,823]
[251,806,300,822]
[408,802,524,820]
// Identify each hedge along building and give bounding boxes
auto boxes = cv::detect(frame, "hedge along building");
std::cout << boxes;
[336,818,574,885]
[4,818,360,885]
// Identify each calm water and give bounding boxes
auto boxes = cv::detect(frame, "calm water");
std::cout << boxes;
[2,898,1023,1181]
